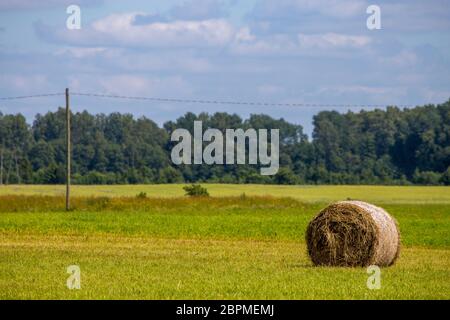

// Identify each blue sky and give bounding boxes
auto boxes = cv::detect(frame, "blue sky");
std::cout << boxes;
[0,0,449,136]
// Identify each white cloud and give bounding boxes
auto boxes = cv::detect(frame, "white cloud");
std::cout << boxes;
[55,47,108,59]
[39,13,237,48]
[378,50,418,68]
[235,27,255,42]
[231,31,371,55]
[37,11,372,57]
[231,34,297,55]
[298,33,371,48]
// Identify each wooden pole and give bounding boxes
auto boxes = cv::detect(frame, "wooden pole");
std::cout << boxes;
[0,147,3,185]
[66,88,71,211]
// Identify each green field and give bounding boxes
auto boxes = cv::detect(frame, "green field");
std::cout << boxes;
[2,184,450,204]
[0,184,449,299]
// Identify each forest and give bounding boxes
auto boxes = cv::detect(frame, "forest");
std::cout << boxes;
[0,100,449,185]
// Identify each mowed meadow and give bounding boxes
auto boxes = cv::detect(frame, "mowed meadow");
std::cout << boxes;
[0,184,449,299]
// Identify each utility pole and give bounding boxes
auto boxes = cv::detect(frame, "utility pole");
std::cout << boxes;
[0,146,3,185]
[66,88,71,211]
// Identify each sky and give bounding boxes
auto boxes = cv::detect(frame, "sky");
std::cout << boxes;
[0,0,449,136]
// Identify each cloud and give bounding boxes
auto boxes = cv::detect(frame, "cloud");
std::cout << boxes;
[36,13,237,48]
[55,47,108,59]
[34,8,371,58]
[231,31,371,55]
[298,33,370,48]
[378,50,418,68]
[132,13,168,25]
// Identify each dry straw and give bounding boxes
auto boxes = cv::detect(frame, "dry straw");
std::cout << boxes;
[306,201,400,267]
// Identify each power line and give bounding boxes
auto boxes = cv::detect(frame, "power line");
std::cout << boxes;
[71,92,413,108]
[0,93,64,100]
[0,91,415,108]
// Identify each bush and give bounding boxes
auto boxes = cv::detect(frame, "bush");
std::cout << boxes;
[136,192,147,199]
[183,184,209,197]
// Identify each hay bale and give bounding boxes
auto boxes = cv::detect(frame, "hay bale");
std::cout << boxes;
[306,201,400,267]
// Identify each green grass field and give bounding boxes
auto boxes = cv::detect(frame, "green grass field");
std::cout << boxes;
[2,184,450,204]
[0,184,449,299]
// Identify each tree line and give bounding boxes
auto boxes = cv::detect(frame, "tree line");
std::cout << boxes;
[0,100,449,185]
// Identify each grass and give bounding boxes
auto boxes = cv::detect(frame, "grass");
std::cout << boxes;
[1,184,450,204]
[0,185,449,299]
[2,235,448,300]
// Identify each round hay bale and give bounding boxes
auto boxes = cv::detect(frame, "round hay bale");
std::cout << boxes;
[306,201,400,267]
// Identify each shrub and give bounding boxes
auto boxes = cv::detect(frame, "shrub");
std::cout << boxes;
[183,184,209,197]
[136,192,147,199]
